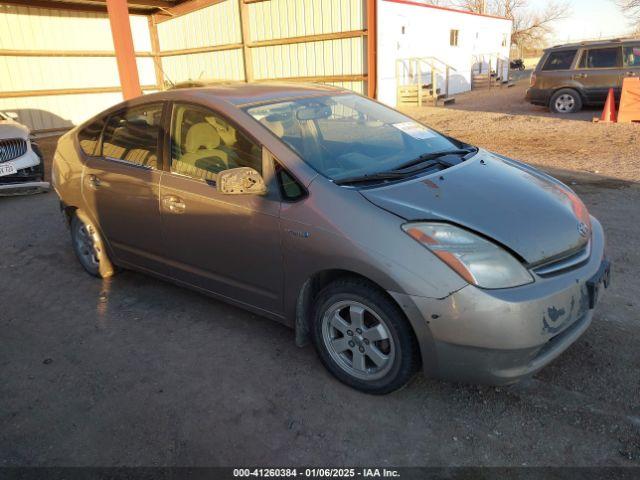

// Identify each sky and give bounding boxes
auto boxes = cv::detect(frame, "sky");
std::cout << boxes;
[528,0,636,43]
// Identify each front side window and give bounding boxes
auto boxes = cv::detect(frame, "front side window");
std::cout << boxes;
[579,47,622,69]
[170,103,262,182]
[246,94,458,182]
[542,50,577,71]
[78,118,105,156]
[101,103,164,169]
[623,45,640,67]
[450,29,459,47]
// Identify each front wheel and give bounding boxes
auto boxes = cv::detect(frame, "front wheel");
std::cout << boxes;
[312,279,420,394]
[550,89,583,114]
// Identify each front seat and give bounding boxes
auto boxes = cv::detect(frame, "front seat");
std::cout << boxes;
[173,123,230,180]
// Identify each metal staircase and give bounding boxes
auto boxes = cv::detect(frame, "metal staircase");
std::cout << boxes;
[396,57,457,107]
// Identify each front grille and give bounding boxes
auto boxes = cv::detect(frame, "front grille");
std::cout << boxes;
[534,242,591,277]
[0,138,28,163]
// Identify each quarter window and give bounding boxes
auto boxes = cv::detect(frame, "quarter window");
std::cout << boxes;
[542,50,577,71]
[579,47,621,69]
[170,103,262,182]
[450,29,459,47]
[101,103,164,169]
[78,118,105,156]
[623,45,640,67]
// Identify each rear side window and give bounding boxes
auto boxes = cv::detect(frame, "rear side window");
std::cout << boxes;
[542,50,577,71]
[579,47,621,69]
[623,45,640,67]
[101,103,164,169]
[78,119,105,156]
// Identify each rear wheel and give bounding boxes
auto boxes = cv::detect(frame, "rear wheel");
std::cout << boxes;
[70,213,116,278]
[550,89,582,114]
[312,279,420,394]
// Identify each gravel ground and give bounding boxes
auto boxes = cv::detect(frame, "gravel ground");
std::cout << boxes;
[1,85,639,467]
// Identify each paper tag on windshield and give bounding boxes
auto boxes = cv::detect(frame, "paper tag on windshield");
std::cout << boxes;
[392,122,436,140]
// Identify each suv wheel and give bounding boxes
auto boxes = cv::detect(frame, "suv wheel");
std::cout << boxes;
[312,279,420,394]
[550,89,582,114]
[70,213,116,278]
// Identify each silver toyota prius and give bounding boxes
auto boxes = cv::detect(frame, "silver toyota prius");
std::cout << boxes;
[52,83,611,394]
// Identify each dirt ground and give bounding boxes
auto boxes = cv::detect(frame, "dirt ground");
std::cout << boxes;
[403,79,640,184]
[1,81,639,467]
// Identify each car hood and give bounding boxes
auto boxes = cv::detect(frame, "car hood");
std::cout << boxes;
[0,120,29,140]
[360,150,590,265]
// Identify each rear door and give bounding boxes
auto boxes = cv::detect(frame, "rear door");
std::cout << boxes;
[158,102,283,315]
[572,46,623,102]
[82,102,166,269]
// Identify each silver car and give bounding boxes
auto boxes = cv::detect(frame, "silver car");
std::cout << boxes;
[0,111,49,196]
[52,83,611,394]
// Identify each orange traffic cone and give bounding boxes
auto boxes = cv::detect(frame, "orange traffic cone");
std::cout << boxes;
[596,88,617,123]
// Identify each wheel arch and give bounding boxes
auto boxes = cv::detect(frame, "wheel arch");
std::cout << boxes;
[293,268,419,351]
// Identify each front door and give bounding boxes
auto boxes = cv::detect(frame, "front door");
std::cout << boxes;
[82,102,165,269]
[572,46,623,103]
[159,102,283,315]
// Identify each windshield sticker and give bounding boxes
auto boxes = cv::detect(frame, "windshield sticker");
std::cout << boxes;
[392,122,436,140]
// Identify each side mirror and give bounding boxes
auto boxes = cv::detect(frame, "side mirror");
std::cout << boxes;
[217,167,267,195]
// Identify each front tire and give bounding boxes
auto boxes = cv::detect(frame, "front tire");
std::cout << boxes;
[312,279,420,394]
[550,89,583,114]
[70,213,116,278]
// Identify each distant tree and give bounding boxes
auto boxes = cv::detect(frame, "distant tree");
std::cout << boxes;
[615,0,640,29]
[452,0,570,48]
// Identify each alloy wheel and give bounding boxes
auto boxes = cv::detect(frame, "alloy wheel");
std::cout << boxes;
[321,300,395,381]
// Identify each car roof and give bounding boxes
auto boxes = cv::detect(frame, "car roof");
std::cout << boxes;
[161,81,348,107]
[547,37,640,51]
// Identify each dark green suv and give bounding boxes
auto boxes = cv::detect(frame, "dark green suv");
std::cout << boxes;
[526,38,640,113]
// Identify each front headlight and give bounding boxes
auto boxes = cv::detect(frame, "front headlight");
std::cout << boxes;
[403,222,534,289]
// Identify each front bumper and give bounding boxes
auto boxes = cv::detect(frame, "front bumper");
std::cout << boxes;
[0,146,49,196]
[391,218,609,385]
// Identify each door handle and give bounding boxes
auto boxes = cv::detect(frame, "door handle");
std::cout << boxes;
[87,174,101,188]
[625,71,638,77]
[162,195,186,214]
[572,73,587,79]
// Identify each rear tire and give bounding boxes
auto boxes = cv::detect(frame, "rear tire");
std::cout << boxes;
[70,213,116,278]
[550,89,582,114]
[311,278,420,394]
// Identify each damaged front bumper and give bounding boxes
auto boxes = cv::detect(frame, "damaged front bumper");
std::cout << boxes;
[391,218,610,385]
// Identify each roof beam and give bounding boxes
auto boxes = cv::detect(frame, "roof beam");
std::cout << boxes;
[0,0,163,14]
[153,0,225,23]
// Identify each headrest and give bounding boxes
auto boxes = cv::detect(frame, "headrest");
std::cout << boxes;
[260,117,285,137]
[185,122,221,153]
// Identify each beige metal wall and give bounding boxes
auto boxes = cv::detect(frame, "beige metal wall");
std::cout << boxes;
[155,0,366,93]
[0,5,155,131]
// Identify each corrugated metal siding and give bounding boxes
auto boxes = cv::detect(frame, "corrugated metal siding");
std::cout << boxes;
[0,92,124,131]
[251,37,364,80]
[323,81,365,94]
[0,5,151,52]
[248,0,364,41]
[157,0,367,89]
[0,56,155,92]
[0,5,153,131]
[156,1,241,51]
[162,49,245,83]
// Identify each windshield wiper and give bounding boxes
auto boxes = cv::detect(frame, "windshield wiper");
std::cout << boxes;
[334,171,408,186]
[393,147,478,172]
